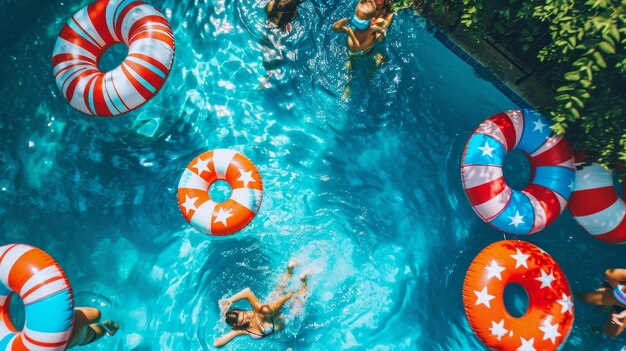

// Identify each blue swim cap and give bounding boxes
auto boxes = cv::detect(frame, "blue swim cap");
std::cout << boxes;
[351,15,370,30]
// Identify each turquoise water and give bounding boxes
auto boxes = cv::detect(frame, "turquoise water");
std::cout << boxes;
[1,0,625,350]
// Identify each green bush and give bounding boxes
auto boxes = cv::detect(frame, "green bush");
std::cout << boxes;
[406,0,626,170]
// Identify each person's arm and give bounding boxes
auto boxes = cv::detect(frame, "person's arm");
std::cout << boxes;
[263,291,294,314]
[214,330,248,348]
[332,18,349,32]
[226,288,263,310]
[382,11,394,27]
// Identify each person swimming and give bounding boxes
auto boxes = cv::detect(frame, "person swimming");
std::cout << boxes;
[331,0,395,56]
[579,268,626,338]
[213,260,309,347]
[66,307,119,349]
[266,0,300,32]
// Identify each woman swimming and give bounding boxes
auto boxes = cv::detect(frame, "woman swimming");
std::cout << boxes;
[66,307,119,349]
[579,268,626,338]
[213,260,309,347]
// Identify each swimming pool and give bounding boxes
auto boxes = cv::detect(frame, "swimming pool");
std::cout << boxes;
[1,0,625,349]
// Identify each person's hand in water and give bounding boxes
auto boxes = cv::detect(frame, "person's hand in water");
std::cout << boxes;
[219,298,233,314]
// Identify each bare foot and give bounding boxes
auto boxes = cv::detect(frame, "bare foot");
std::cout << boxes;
[102,320,119,336]
[288,259,300,274]
[299,273,309,286]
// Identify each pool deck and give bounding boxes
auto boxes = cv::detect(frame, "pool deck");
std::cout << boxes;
[418,8,553,110]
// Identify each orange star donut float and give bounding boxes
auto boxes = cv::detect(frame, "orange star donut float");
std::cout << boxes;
[178,149,263,236]
[463,240,573,350]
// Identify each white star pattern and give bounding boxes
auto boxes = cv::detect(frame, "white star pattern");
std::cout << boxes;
[517,337,536,351]
[213,207,234,226]
[181,195,199,215]
[510,249,530,269]
[556,293,574,315]
[237,169,255,188]
[489,319,508,340]
[508,211,525,228]
[193,157,211,175]
[474,287,495,308]
[539,318,561,344]
[533,119,547,133]
[478,141,496,158]
[485,260,506,281]
[535,269,556,289]
[568,180,574,190]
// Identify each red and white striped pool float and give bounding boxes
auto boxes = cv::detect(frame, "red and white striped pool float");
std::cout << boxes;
[178,149,264,236]
[569,151,626,243]
[53,0,175,116]
[0,244,74,350]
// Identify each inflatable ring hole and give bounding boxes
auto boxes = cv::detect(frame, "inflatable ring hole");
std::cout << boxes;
[503,282,529,318]
[97,43,129,72]
[209,180,233,203]
[502,150,531,191]
[7,292,25,331]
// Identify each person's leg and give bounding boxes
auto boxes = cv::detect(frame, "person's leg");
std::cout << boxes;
[288,273,309,317]
[579,288,621,306]
[76,307,101,323]
[343,58,355,100]
[86,320,119,343]
[269,260,299,300]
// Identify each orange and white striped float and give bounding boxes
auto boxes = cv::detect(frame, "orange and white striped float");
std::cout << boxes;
[52,0,175,116]
[568,150,626,244]
[0,244,74,350]
[178,149,263,236]
[463,240,573,351]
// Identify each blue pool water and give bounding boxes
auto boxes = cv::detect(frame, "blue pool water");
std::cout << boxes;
[1,0,625,350]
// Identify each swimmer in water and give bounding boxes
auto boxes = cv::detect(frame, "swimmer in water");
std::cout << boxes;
[266,0,300,32]
[331,0,394,98]
[214,260,309,347]
[579,269,626,338]
[66,307,119,349]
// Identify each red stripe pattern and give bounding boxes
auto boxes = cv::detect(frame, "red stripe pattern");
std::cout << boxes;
[52,0,175,116]
[569,151,626,243]
[0,244,74,351]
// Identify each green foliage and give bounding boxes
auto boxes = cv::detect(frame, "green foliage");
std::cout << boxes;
[417,0,626,170]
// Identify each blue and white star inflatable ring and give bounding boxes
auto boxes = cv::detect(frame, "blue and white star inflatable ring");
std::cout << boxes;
[461,109,575,235]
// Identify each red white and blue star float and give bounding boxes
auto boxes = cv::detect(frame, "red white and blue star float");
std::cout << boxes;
[463,240,574,351]
[178,149,263,236]
[568,150,626,243]
[53,0,175,116]
[461,109,575,235]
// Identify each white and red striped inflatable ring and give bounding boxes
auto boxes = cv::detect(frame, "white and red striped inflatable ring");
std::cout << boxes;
[0,244,74,350]
[178,149,264,236]
[52,0,175,116]
[569,151,626,243]
[461,109,575,235]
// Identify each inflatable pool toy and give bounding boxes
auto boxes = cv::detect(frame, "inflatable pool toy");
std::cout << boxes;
[463,240,573,351]
[0,244,74,350]
[568,150,626,243]
[178,149,263,236]
[461,109,575,235]
[53,0,175,116]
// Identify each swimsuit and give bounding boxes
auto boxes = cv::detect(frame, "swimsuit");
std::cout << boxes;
[350,46,374,57]
[351,15,370,30]
[614,285,626,308]
[247,314,275,339]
